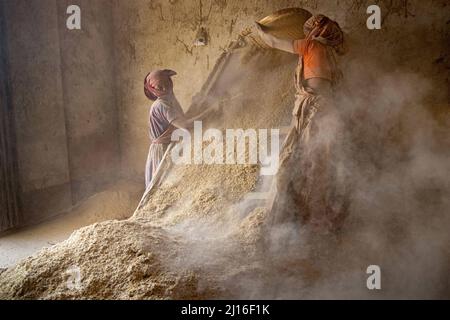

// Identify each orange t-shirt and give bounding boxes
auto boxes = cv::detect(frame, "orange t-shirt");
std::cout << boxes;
[293,39,333,81]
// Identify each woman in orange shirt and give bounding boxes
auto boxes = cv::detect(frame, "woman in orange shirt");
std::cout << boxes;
[257,15,349,233]
[256,14,344,96]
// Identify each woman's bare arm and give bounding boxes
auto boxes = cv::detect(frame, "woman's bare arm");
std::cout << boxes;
[255,22,295,54]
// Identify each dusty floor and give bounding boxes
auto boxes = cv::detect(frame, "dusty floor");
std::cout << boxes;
[0,180,143,269]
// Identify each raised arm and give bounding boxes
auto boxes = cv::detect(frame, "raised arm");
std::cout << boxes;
[255,22,295,54]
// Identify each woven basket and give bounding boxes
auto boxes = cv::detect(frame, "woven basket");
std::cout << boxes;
[243,7,312,49]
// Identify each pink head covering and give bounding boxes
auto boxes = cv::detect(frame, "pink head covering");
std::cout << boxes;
[144,69,177,101]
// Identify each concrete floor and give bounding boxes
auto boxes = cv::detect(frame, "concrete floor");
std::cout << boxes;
[0,180,143,269]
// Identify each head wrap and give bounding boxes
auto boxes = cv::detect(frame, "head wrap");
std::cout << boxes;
[144,69,177,101]
[303,14,345,55]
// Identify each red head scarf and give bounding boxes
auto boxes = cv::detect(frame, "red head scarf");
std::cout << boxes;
[303,14,345,55]
[144,69,177,101]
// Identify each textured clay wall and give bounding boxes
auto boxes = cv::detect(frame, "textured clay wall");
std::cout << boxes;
[4,0,119,224]
[112,0,449,180]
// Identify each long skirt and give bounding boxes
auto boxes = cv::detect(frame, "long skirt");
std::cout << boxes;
[270,88,350,233]
[145,143,169,190]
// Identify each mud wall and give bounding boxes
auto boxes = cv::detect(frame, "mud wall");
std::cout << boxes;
[112,0,449,180]
[2,0,448,225]
[3,0,119,225]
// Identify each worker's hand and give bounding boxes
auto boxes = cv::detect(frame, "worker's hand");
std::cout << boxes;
[254,22,265,35]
